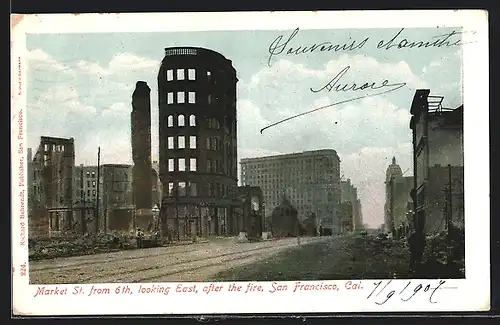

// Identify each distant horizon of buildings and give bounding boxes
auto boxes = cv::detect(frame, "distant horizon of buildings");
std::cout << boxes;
[27,135,366,237]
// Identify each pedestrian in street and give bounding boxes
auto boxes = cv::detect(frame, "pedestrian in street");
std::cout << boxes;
[408,230,426,274]
[136,228,144,248]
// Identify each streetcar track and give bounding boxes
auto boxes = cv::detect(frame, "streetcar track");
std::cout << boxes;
[30,238,323,284]
[65,241,296,283]
[132,247,283,282]
[30,244,206,272]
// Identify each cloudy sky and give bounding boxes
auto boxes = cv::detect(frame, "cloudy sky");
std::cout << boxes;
[26,28,463,228]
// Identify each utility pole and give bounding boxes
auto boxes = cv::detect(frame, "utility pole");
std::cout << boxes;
[447,164,453,265]
[95,147,101,233]
[80,168,86,235]
[175,184,180,241]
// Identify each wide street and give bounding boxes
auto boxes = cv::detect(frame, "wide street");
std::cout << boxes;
[29,237,326,284]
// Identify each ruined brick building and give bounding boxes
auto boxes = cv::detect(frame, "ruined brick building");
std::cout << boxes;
[340,178,363,232]
[410,89,464,235]
[157,47,239,239]
[235,186,264,238]
[28,136,75,237]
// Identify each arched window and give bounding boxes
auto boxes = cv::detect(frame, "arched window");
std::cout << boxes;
[167,115,174,127]
[189,114,196,126]
[178,115,185,127]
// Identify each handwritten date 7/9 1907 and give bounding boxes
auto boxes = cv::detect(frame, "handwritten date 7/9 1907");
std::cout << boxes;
[366,280,457,305]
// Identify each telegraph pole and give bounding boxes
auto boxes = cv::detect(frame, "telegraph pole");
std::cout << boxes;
[447,164,453,264]
[95,147,101,233]
[81,168,86,234]
[175,184,180,241]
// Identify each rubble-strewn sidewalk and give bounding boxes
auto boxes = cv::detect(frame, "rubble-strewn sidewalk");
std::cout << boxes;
[28,233,210,261]
[29,233,137,261]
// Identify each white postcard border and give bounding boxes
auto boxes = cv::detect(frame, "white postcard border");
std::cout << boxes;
[11,10,490,315]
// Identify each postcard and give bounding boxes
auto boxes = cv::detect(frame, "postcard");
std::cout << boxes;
[11,10,490,316]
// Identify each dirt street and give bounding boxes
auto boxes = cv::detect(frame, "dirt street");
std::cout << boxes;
[29,237,325,284]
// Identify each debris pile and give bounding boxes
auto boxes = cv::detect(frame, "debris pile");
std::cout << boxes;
[28,232,140,261]
[422,226,465,278]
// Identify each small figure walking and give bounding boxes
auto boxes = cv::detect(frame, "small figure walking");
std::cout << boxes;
[136,228,144,248]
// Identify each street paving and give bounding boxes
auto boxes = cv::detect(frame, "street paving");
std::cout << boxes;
[211,234,413,281]
[29,237,325,284]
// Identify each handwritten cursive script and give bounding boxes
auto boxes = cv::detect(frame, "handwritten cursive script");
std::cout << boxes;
[366,280,457,305]
[310,66,406,93]
[267,27,470,67]
[267,28,369,67]
[260,66,406,133]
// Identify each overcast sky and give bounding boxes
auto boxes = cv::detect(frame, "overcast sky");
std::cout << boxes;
[26,28,462,228]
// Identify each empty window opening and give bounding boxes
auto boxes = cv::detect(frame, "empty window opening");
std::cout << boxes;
[168,136,174,149]
[188,92,196,104]
[178,136,185,149]
[178,182,187,196]
[189,182,197,196]
[178,115,185,127]
[177,69,185,80]
[168,158,174,172]
[189,114,196,126]
[168,182,174,196]
[190,158,197,171]
[189,136,196,149]
[167,115,174,127]
[177,92,185,104]
[188,69,196,80]
[167,92,174,104]
[178,158,186,171]
[167,69,174,81]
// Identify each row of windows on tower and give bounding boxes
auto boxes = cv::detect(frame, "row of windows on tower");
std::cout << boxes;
[167,157,233,175]
[166,68,211,82]
[167,114,196,127]
[167,136,230,153]
[167,181,235,199]
[166,92,224,105]
[168,158,197,172]
[168,136,197,150]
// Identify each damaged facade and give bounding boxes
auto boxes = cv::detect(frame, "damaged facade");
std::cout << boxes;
[235,186,264,239]
[158,47,239,239]
[410,89,464,235]
[28,136,75,238]
[340,178,363,232]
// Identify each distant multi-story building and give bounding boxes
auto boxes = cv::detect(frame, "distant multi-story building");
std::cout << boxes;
[100,164,135,232]
[340,178,363,232]
[410,89,464,235]
[29,136,75,237]
[73,165,99,233]
[384,157,413,236]
[240,150,341,234]
[157,47,239,239]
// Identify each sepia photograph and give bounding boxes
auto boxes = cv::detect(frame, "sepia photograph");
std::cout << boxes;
[11,11,489,315]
